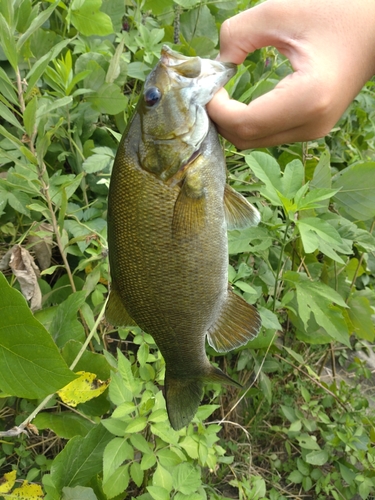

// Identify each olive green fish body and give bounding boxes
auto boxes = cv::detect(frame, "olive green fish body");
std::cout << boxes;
[107,46,261,429]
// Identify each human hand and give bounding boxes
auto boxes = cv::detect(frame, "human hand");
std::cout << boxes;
[207,0,375,148]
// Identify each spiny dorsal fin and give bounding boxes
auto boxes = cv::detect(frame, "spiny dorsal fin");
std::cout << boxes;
[106,287,137,327]
[224,184,260,230]
[207,287,261,352]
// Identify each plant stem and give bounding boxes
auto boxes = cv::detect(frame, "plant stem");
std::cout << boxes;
[273,219,291,312]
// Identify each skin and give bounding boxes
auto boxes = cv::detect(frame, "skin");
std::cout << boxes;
[206,0,375,148]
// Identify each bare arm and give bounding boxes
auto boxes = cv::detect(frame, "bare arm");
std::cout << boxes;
[207,0,375,148]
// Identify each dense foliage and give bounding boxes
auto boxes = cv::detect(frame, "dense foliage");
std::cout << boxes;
[0,1,375,499]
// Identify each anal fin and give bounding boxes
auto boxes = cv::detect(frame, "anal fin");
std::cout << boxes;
[106,287,137,327]
[207,287,261,352]
[224,184,260,230]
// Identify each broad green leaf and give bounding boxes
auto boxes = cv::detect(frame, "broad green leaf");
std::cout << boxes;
[130,433,152,454]
[130,462,144,487]
[294,280,350,346]
[333,161,375,220]
[103,438,133,483]
[34,412,95,439]
[172,463,201,495]
[280,159,304,199]
[0,273,76,399]
[49,424,112,493]
[124,416,147,433]
[157,448,185,467]
[49,291,86,348]
[347,293,375,341]
[305,450,328,466]
[82,147,114,173]
[108,370,133,405]
[296,434,320,451]
[147,485,170,500]
[86,83,128,115]
[310,149,331,190]
[297,188,340,211]
[180,436,199,459]
[103,465,130,499]
[150,422,180,446]
[296,217,345,263]
[70,0,113,37]
[62,486,98,500]
[180,5,218,46]
[245,152,281,205]
[153,464,173,493]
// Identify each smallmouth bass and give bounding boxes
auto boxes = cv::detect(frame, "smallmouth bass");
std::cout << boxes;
[106,45,261,430]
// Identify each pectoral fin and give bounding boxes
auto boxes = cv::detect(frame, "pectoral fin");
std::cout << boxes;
[224,184,260,230]
[106,287,137,327]
[207,287,261,352]
[172,171,206,239]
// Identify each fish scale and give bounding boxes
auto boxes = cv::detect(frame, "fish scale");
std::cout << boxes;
[107,45,262,429]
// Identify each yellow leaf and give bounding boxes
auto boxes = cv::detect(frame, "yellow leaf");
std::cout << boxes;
[0,470,17,494]
[57,371,110,407]
[6,480,44,499]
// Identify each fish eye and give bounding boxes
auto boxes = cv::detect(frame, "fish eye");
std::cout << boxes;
[144,87,162,107]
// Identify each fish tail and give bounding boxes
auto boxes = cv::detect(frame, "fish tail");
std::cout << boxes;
[165,366,242,430]
[165,373,204,431]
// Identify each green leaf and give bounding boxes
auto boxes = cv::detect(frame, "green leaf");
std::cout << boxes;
[292,279,350,346]
[347,293,375,341]
[130,433,152,454]
[62,486,98,500]
[0,273,76,399]
[332,161,375,220]
[280,159,304,199]
[288,470,303,484]
[305,450,328,466]
[296,434,321,451]
[153,464,173,493]
[17,0,59,51]
[49,423,112,493]
[70,0,113,36]
[49,291,87,348]
[147,485,170,500]
[34,412,95,439]
[180,5,218,46]
[130,462,144,488]
[23,95,38,136]
[296,217,345,263]
[103,464,130,499]
[103,438,133,483]
[245,152,281,205]
[172,463,201,495]
[310,149,331,190]
[82,147,114,173]
[0,13,18,71]
[86,83,128,115]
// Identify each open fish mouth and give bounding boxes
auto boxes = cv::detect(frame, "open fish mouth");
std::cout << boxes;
[160,45,236,107]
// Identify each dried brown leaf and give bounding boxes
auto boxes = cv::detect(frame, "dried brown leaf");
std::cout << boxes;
[28,223,54,270]
[9,245,42,311]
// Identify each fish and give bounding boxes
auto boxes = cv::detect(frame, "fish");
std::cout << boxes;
[106,45,261,430]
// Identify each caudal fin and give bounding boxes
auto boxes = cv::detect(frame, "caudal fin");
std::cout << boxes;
[165,366,242,430]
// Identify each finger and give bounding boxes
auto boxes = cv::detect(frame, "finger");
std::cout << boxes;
[208,72,340,146]
[216,1,306,65]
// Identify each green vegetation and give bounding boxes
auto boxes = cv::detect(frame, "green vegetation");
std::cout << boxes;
[0,1,375,499]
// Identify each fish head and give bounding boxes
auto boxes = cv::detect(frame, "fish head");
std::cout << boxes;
[137,45,236,180]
